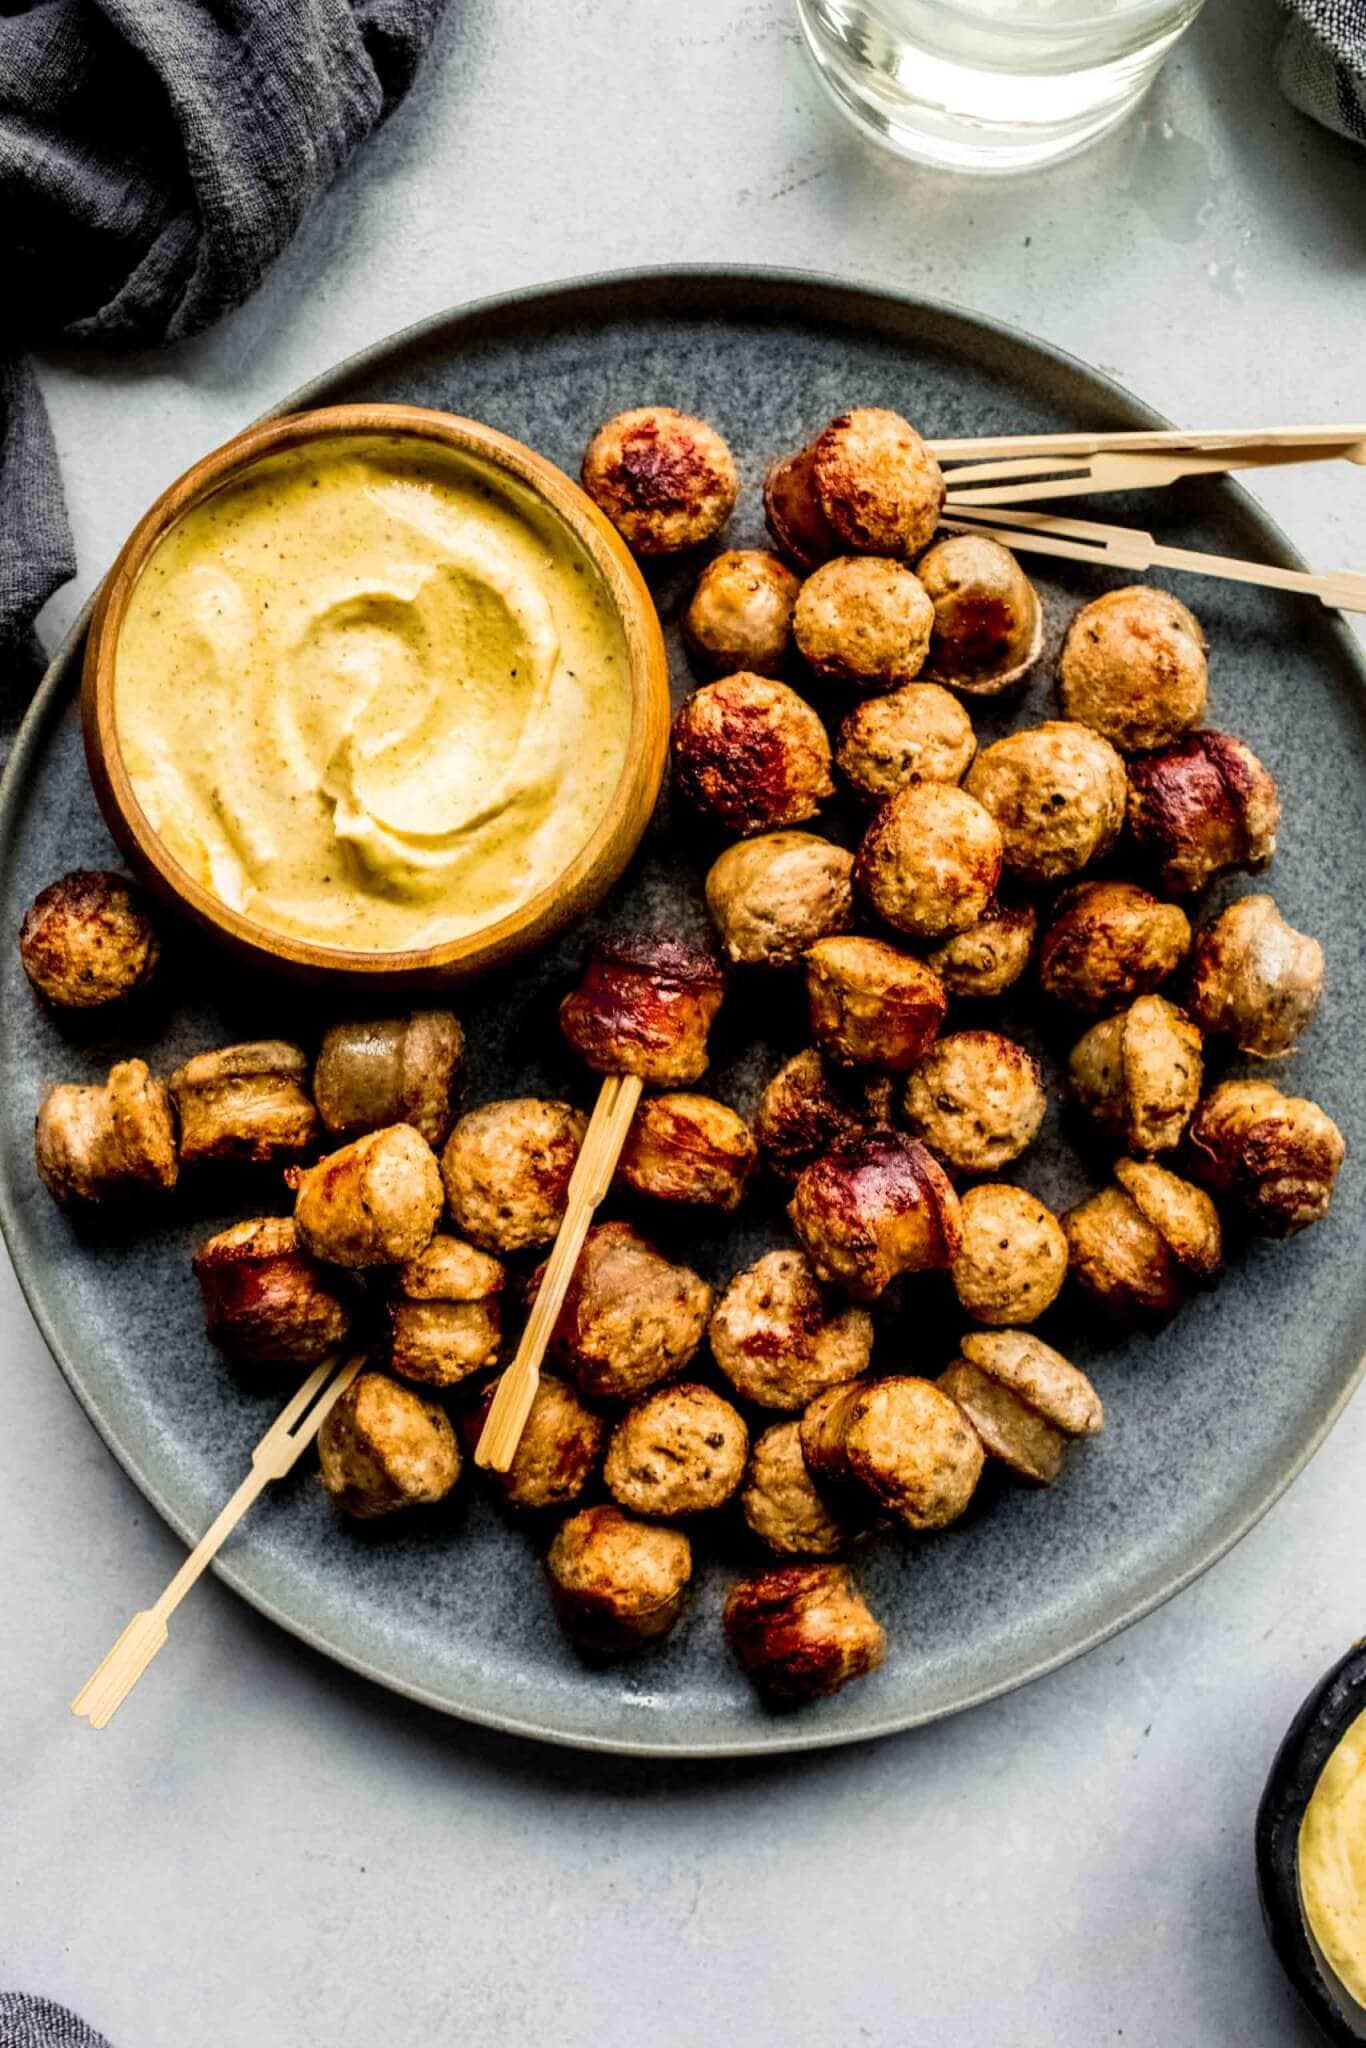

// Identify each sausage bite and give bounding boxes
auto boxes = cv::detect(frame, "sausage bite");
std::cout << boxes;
[35,1058,178,1209]
[788,1130,962,1300]
[925,894,1037,1001]
[545,1220,712,1400]
[560,932,725,1086]
[683,549,799,678]
[604,1383,749,1518]
[806,935,947,1071]
[547,1504,692,1656]
[289,1124,443,1268]
[938,1331,1102,1486]
[763,445,840,572]
[903,1030,1047,1177]
[464,1373,604,1513]
[1037,881,1190,1015]
[724,1562,886,1705]
[313,1009,464,1149]
[836,682,976,804]
[741,1421,852,1559]
[965,721,1127,884]
[1187,1079,1345,1237]
[1069,995,1203,1156]
[441,1097,587,1253]
[705,832,854,968]
[581,406,737,554]
[810,408,946,558]
[951,1183,1068,1327]
[1063,1157,1221,1320]
[671,673,834,835]
[1059,586,1208,753]
[194,1216,353,1365]
[1187,895,1324,1058]
[709,1247,874,1411]
[318,1370,461,1519]
[387,1234,504,1387]
[800,1375,984,1530]
[855,779,1003,940]
[1125,729,1280,896]
[793,556,934,690]
[916,533,1043,695]
[754,1048,894,1183]
[19,869,159,1009]
[170,1040,319,1169]
[616,1092,756,1211]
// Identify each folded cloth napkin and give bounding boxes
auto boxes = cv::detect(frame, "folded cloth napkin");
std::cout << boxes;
[1277,0,1366,144]
[0,1994,112,2048]
[0,0,448,714]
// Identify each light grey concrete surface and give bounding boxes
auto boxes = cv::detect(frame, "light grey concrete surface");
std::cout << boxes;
[5,2,1366,2041]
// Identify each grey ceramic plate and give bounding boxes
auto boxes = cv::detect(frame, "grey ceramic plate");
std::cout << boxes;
[3,269,1364,1757]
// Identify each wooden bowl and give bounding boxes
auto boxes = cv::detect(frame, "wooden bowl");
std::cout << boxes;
[81,404,671,988]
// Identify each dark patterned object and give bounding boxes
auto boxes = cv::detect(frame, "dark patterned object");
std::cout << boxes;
[2,274,1364,1756]
[1278,0,1366,144]
[0,1995,112,2048]
[0,0,449,715]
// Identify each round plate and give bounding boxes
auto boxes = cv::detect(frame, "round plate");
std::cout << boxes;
[4,268,1364,1757]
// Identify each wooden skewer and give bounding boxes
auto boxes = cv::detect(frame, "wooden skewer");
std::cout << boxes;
[476,1071,643,1472]
[928,424,1366,461]
[940,506,1366,616]
[71,1352,364,1729]
[942,439,1366,508]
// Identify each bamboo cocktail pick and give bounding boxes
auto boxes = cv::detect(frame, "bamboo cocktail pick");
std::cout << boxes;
[941,437,1366,508]
[72,1351,364,1729]
[475,1071,642,1473]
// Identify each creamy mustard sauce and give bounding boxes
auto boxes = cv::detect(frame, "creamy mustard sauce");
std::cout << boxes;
[1299,1707,1366,2009]
[115,435,631,952]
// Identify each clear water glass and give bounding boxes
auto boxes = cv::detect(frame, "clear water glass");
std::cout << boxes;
[797,0,1207,173]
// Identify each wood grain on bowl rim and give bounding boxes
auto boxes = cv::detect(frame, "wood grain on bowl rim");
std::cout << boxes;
[80,403,671,990]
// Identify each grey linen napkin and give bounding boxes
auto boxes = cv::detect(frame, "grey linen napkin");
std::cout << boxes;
[1277,0,1366,144]
[0,0,448,719]
[0,1995,112,2048]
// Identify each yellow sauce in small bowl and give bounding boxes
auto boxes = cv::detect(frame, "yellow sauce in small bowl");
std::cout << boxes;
[113,433,633,956]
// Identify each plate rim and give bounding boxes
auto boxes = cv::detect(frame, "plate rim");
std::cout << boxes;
[6,262,1364,1758]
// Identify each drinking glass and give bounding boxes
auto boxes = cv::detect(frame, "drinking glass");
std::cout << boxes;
[797,0,1207,173]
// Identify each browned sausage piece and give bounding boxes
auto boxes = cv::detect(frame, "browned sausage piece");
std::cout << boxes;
[318,1371,460,1519]
[1063,1158,1221,1320]
[544,1220,712,1400]
[951,1183,1068,1327]
[965,721,1127,884]
[903,1031,1047,1177]
[916,533,1043,695]
[788,1131,962,1301]
[170,1041,319,1169]
[387,1234,504,1387]
[683,549,800,678]
[723,1562,886,1704]
[1037,881,1191,1015]
[289,1124,443,1268]
[313,1009,464,1149]
[19,869,158,1009]
[441,1098,587,1253]
[604,1383,749,1518]
[547,1504,692,1656]
[801,1375,984,1530]
[672,673,834,836]
[709,1247,874,1411]
[806,935,946,1072]
[616,1093,756,1211]
[763,446,840,572]
[581,407,737,555]
[1069,996,1203,1156]
[1186,895,1324,1058]
[793,556,934,690]
[194,1216,353,1365]
[810,409,945,558]
[1059,585,1207,753]
[1187,1079,1345,1237]
[754,1048,894,1183]
[938,1331,1102,1485]
[1125,729,1280,896]
[741,1421,852,1559]
[35,1058,178,1209]
[855,780,1003,941]
[559,933,725,1085]
[462,1373,605,1513]
[705,833,854,969]
[925,895,1037,1001]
